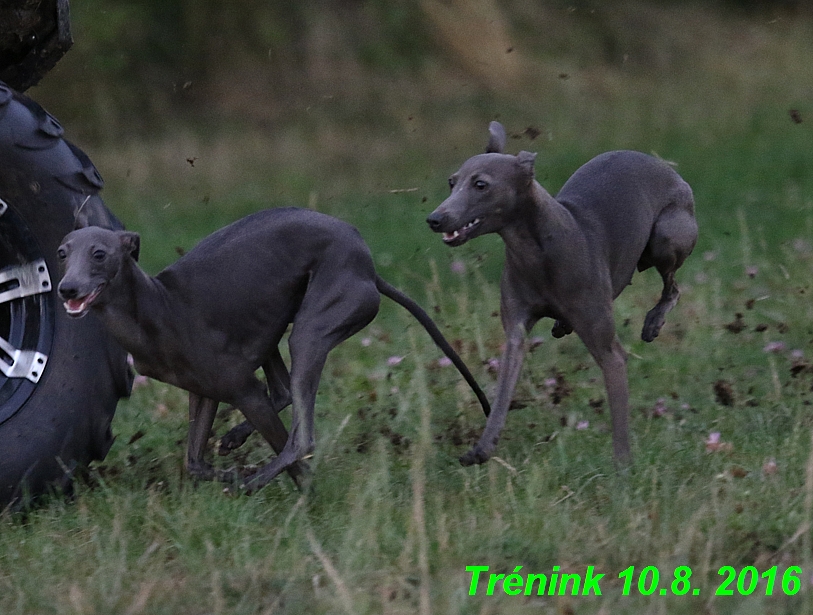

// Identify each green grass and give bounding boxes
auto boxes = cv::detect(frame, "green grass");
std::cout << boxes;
[5,3,813,614]
[4,189,812,614]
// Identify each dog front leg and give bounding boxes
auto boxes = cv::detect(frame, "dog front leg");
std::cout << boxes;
[186,392,219,480]
[460,323,527,466]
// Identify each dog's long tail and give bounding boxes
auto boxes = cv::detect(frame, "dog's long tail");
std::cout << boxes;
[375,275,490,417]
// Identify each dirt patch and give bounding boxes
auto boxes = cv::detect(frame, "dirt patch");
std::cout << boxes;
[724,313,747,333]
[546,370,573,405]
[713,379,735,406]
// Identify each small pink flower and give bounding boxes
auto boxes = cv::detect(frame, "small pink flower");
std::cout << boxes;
[762,458,778,476]
[450,260,466,275]
[543,377,558,388]
[387,356,404,367]
[437,357,453,367]
[486,358,500,373]
[652,398,668,417]
[576,420,589,430]
[763,341,786,354]
[791,349,805,360]
[705,431,733,453]
[132,374,150,389]
[746,265,758,278]
[703,251,717,262]
[360,337,372,347]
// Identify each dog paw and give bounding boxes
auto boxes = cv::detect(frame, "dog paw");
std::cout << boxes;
[641,317,663,342]
[237,471,265,496]
[642,310,667,342]
[289,461,314,493]
[459,446,491,466]
[236,482,256,496]
[214,467,243,484]
[641,328,659,343]
[223,483,246,497]
[187,461,217,482]
[217,421,254,456]
[551,320,573,339]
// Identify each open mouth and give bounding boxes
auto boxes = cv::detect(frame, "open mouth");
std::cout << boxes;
[442,218,481,246]
[62,285,104,318]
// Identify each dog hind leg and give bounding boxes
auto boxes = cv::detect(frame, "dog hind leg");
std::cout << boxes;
[232,375,311,490]
[241,278,380,493]
[574,310,632,464]
[640,206,697,342]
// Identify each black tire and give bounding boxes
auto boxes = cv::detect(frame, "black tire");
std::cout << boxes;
[0,81,132,509]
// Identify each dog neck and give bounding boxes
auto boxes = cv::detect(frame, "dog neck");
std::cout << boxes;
[96,256,172,360]
[499,181,579,254]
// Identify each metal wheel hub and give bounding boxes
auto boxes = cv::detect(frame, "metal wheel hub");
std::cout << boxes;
[0,196,54,423]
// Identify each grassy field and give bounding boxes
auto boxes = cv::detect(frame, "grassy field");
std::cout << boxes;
[4,3,813,614]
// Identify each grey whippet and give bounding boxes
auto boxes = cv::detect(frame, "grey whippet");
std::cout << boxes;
[57,207,490,492]
[426,122,697,465]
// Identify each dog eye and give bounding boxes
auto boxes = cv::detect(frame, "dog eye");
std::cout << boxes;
[92,250,106,262]
[474,179,488,190]
[57,248,67,260]
[448,177,456,190]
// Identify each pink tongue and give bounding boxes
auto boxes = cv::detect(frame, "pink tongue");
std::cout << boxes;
[67,298,85,311]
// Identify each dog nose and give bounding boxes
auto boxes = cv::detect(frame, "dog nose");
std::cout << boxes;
[426,211,444,232]
[58,283,78,300]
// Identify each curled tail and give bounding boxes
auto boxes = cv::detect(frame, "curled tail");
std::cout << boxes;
[375,275,490,417]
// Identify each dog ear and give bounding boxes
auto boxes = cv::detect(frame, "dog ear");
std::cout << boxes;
[117,231,141,262]
[486,121,507,153]
[516,151,537,181]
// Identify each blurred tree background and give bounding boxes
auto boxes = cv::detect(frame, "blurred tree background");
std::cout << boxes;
[33,0,813,141]
[23,0,813,273]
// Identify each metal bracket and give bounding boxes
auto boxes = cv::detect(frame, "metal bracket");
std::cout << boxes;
[0,336,47,383]
[0,259,52,303]
[0,254,52,383]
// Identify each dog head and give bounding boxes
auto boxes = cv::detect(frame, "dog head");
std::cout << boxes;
[427,121,537,246]
[57,227,140,318]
